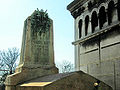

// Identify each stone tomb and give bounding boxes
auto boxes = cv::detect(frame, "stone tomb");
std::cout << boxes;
[5,9,112,90]
[16,71,112,90]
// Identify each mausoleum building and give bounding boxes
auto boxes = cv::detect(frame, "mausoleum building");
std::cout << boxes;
[67,0,120,90]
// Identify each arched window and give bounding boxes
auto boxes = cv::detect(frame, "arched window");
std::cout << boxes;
[117,0,120,21]
[85,16,89,36]
[78,19,82,38]
[99,6,107,29]
[108,1,115,25]
[91,11,98,33]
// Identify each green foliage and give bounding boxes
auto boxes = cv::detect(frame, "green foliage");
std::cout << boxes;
[31,8,51,36]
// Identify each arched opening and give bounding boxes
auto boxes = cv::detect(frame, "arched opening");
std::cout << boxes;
[99,6,107,29]
[117,0,120,21]
[108,1,115,25]
[91,11,98,33]
[85,16,89,36]
[78,19,82,38]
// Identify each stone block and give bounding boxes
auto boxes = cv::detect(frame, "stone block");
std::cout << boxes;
[80,50,99,66]
[100,61,114,75]
[97,75,115,90]
[101,43,120,61]
[101,29,120,48]
[80,43,98,54]
[115,60,120,90]
[88,63,101,76]
[80,65,88,73]
[79,45,86,54]
[116,73,120,90]
[115,60,120,75]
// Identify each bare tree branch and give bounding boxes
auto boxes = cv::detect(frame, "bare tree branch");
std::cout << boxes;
[0,47,19,74]
[56,60,74,73]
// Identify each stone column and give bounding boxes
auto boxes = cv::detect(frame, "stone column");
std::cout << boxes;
[82,19,85,38]
[103,9,108,28]
[112,3,119,23]
[75,19,79,40]
[88,18,92,35]
[74,45,80,71]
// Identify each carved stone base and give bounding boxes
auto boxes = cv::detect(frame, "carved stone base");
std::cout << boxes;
[5,65,58,90]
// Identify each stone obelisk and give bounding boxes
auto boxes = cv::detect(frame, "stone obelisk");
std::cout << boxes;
[5,9,58,90]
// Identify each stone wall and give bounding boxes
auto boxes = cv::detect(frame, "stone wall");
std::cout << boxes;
[79,29,120,90]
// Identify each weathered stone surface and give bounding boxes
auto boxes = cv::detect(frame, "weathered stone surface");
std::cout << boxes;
[67,0,120,89]
[80,50,99,65]
[88,63,101,76]
[115,60,120,90]
[116,73,120,90]
[97,74,115,90]
[5,9,58,90]
[16,71,112,90]
[80,65,88,73]
[101,42,120,61]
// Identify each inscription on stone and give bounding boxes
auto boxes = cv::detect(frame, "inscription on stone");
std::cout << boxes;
[32,39,49,65]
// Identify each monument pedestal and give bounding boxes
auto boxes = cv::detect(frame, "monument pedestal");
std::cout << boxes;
[5,65,58,90]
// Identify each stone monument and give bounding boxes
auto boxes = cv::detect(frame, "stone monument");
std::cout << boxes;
[5,9,58,90]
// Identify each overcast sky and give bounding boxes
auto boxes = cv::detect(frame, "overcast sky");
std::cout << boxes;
[0,0,74,64]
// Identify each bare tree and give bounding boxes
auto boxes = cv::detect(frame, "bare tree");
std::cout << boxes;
[0,54,7,76]
[0,55,4,69]
[0,47,19,74]
[56,60,74,73]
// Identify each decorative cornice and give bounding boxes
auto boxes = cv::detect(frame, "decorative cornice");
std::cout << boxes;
[67,0,112,19]
[67,0,88,19]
